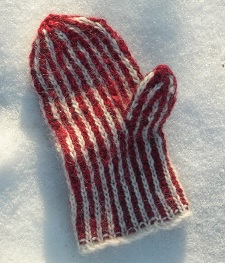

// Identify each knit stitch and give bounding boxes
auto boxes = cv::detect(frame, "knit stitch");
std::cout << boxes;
[29,14,190,253]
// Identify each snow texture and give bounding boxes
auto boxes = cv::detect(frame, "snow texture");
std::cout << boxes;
[0,0,225,262]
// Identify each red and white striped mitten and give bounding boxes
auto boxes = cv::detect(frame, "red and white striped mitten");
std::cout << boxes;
[30,14,190,253]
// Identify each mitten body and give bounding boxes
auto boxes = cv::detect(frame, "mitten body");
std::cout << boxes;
[30,14,190,252]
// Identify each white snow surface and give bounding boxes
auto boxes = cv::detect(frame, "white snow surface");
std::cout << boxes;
[0,0,225,262]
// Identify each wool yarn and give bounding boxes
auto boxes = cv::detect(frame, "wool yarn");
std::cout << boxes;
[29,14,190,253]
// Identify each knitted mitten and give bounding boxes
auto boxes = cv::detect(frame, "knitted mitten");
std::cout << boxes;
[29,14,190,253]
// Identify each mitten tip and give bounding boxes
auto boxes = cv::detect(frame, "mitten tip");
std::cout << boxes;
[38,14,61,34]
[154,64,174,76]
[37,14,107,35]
[152,64,177,97]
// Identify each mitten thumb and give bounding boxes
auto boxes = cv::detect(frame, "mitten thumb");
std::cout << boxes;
[125,65,177,134]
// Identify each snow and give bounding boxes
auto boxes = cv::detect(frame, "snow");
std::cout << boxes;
[0,0,225,262]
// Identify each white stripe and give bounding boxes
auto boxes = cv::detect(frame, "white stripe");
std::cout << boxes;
[72,17,140,84]
[54,30,140,230]
[33,39,92,244]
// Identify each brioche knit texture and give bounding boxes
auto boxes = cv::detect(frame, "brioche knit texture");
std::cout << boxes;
[29,14,190,253]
